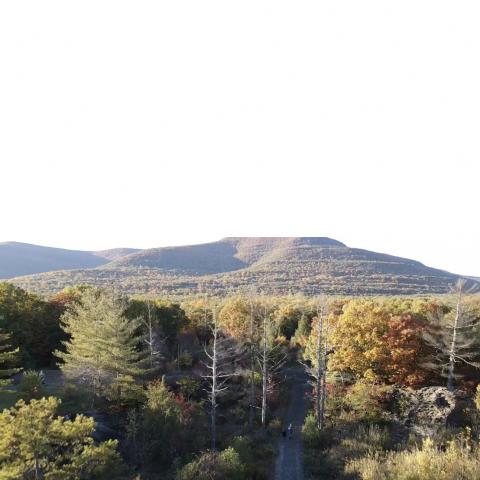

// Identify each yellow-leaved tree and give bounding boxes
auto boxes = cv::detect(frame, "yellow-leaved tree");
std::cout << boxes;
[327,299,391,382]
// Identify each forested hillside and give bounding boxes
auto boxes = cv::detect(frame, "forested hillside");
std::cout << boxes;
[9,237,468,296]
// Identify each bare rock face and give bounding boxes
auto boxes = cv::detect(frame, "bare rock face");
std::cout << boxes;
[391,387,472,438]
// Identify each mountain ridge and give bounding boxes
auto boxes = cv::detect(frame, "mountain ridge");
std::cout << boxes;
[0,241,138,279]
[3,237,473,296]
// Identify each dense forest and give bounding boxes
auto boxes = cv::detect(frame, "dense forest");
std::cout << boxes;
[1,280,480,479]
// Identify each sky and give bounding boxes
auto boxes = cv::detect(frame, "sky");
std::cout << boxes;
[1,1,479,276]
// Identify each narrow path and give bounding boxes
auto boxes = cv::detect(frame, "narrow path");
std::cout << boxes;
[275,369,310,480]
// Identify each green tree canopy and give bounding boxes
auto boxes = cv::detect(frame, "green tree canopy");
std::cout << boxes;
[0,329,20,387]
[176,447,248,480]
[56,289,150,403]
[0,282,64,367]
[0,397,126,479]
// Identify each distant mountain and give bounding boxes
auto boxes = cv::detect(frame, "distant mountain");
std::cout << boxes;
[0,242,138,279]
[6,237,472,296]
[93,248,141,261]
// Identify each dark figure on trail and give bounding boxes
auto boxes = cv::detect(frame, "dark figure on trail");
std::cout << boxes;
[288,423,293,439]
[282,430,286,438]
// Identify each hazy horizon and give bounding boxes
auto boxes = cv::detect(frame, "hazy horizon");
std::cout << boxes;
[1,236,478,278]
[1,1,479,277]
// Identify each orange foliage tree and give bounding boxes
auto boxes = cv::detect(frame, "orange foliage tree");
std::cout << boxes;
[382,313,429,387]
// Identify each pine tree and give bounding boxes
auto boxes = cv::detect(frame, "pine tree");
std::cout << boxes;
[0,397,125,479]
[0,328,20,387]
[56,289,150,404]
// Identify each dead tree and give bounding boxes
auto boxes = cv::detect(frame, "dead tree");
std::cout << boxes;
[424,279,480,390]
[248,296,256,431]
[303,296,330,430]
[142,300,163,369]
[203,308,236,450]
[319,311,330,430]
[257,306,286,429]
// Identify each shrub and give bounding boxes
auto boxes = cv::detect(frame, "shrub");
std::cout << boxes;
[228,436,273,480]
[0,397,125,479]
[104,374,145,412]
[176,447,248,480]
[302,413,326,448]
[475,384,480,411]
[346,437,480,480]
[17,370,45,401]
[178,351,193,369]
[339,424,390,458]
[344,380,392,421]
[176,377,201,401]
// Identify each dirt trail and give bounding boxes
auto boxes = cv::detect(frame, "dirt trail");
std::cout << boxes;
[275,369,310,480]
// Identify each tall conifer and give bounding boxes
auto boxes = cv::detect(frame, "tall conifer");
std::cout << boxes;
[56,289,149,402]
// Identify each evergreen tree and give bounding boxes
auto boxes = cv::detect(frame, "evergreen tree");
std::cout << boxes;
[0,282,64,368]
[56,289,150,403]
[292,313,311,347]
[0,328,20,387]
[0,397,126,479]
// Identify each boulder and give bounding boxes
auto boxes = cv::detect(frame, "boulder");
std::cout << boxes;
[390,386,472,438]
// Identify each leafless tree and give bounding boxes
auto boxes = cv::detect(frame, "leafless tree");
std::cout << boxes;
[257,306,286,429]
[248,296,257,431]
[142,300,163,369]
[203,308,237,449]
[424,279,480,390]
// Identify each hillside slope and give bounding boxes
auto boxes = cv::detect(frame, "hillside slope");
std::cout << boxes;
[8,237,466,296]
[0,242,137,279]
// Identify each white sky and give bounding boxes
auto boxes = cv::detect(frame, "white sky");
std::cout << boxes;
[1,1,479,276]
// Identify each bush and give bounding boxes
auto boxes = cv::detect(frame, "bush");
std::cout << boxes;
[344,380,392,422]
[303,416,391,479]
[178,351,193,369]
[339,424,390,458]
[228,436,274,480]
[176,447,248,480]
[104,374,145,412]
[176,377,201,401]
[346,437,480,480]
[475,384,480,411]
[302,413,329,448]
[232,405,247,424]
[0,397,126,479]
[17,370,45,401]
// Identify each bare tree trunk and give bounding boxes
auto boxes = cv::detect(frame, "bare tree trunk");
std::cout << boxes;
[34,456,40,479]
[249,298,256,431]
[144,301,156,369]
[304,297,329,431]
[203,309,234,450]
[204,293,208,330]
[315,308,324,430]
[447,288,463,391]
[210,316,218,450]
[319,315,329,430]
[261,313,268,429]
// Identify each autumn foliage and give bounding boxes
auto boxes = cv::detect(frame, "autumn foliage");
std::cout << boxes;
[305,298,435,387]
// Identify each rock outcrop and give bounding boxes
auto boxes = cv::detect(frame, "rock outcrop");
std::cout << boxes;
[390,386,473,438]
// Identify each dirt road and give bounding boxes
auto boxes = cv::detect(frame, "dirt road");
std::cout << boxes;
[275,369,310,480]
